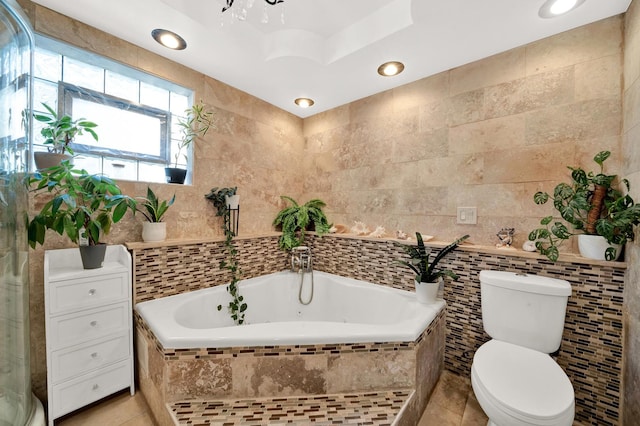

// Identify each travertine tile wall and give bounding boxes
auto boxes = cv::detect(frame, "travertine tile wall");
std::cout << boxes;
[623,0,640,423]
[302,16,623,250]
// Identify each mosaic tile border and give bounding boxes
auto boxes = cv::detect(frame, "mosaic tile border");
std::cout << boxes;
[169,390,413,425]
[130,236,287,304]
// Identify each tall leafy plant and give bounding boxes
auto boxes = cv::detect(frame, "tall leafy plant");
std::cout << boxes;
[398,232,469,283]
[173,101,215,168]
[34,103,98,155]
[27,160,136,247]
[272,196,331,250]
[529,151,640,261]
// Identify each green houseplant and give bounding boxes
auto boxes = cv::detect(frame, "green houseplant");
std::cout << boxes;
[272,196,331,251]
[166,101,216,184]
[27,160,137,268]
[398,232,469,303]
[138,186,175,242]
[529,151,640,261]
[205,186,245,324]
[33,103,98,169]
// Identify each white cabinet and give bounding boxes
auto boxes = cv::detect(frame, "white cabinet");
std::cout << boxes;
[44,245,134,425]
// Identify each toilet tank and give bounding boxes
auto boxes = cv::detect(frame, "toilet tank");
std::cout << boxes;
[479,270,572,354]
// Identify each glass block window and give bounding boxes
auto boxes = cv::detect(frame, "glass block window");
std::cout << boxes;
[33,35,193,184]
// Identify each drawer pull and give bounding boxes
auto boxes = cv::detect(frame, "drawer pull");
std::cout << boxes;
[91,352,98,359]
[90,320,98,327]
[92,383,99,391]
[88,289,96,296]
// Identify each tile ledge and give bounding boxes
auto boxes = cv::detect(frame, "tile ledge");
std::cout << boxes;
[125,232,281,250]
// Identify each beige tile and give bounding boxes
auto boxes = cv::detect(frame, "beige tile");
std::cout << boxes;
[57,391,149,426]
[525,16,623,76]
[419,402,463,426]
[461,392,489,426]
[428,371,470,416]
[575,54,622,102]
[120,412,156,426]
[449,114,526,156]
[484,67,575,120]
[450,48,526,96]
[394,71,450,111]
[525,98,621,146]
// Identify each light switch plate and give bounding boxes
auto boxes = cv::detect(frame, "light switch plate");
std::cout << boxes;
[457,207,477,225]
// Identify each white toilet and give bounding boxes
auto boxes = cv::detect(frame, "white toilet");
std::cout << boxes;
[471,270,575,426]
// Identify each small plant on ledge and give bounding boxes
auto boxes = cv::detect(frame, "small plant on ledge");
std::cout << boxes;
[205,187,245,324]
[272,196,332,251]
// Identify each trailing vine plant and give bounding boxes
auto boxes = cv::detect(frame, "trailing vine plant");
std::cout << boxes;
[205,187,246,324]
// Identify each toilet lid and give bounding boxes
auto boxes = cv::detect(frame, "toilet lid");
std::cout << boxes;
[472,339,574,421]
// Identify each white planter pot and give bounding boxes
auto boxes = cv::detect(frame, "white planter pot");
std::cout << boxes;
[578,234,622,261]
[142,222,167,243]
[225,194,240,209]
[415,278,442,304]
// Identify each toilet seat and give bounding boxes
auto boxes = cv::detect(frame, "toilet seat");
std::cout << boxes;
[471,339,574,425]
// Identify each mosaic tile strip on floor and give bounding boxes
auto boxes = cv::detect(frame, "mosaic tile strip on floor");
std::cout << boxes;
[169,390,413,425]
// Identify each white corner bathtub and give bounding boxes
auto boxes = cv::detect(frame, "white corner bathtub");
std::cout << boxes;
[135,271,445,349]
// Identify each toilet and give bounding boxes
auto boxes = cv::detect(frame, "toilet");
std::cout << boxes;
[471,270,575,426]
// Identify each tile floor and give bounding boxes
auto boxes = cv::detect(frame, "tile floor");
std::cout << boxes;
[56,370,487,425]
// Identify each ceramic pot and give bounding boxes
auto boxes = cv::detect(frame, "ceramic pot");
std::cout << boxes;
[78,244,106,269]
[34,152,72,170]
[142,222,167,243]
[225,194,240,209]
[578,234,622,261]
[164,167,186,184]
[415,278,442,304]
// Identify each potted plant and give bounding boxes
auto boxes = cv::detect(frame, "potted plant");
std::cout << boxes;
[529,151,640,261]
[33,103,98,170]
[272,196,332,251]
[166,101,216,184]
[398,232,469,304]
[204,186,245,324]
[205,186,238,216]
[137,186,175,242]
[27,160,137,269]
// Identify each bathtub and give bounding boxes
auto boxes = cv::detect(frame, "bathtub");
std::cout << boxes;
[135,270,445,349]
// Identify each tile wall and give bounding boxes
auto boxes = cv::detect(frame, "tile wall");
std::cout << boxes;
[130,235,626,425]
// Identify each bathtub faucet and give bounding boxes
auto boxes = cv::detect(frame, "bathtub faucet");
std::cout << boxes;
[291,246,312,273]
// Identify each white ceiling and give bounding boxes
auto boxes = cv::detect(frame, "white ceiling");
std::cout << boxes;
[31,0,632,118]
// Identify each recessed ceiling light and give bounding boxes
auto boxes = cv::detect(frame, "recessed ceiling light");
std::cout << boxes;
[539,0,585,18]
[294,98,315,108]
[151,29,187,50]
[377,61,405,77]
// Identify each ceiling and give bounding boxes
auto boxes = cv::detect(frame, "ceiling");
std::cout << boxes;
[31,0,632,118]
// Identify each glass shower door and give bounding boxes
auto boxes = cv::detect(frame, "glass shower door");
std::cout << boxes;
[0,0,34,425]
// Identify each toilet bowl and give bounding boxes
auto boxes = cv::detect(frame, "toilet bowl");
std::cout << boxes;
[471,340,574,426]
[472,271,575,426]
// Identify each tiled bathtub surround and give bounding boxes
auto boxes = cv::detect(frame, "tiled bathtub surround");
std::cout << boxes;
[130,234,625,425]
[135,308,445,425]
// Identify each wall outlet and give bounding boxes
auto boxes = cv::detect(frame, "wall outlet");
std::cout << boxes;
[457,207,477,225]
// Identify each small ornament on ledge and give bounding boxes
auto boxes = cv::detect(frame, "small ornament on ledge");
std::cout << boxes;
[496,227,516,250]
[522,240,537,252]
[368,226,386,238]
[396,230,409,240]
[351,221,370,236]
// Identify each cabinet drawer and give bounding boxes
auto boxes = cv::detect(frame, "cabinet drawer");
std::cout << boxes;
[51,331,130,383]
[49,303,129,349]
[51,360,131,418]
[48,273,128,314]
